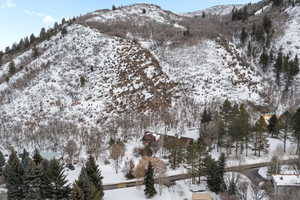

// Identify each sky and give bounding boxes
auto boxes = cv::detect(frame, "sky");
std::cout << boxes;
[0,0,260,51]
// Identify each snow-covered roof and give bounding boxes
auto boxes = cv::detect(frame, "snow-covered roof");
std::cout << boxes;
[272,175,300,187]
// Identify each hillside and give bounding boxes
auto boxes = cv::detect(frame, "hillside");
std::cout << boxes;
[0,1,300,135]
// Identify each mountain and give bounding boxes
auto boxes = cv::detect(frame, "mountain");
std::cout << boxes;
[184,4,244,17]
[1,0,300,134]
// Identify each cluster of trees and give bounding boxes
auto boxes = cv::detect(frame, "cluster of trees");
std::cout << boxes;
[72,155,104,200]
[2,149,70,200]
[273,51,299,88]
[0,149,104,200]
[2,17,73,57]
[232,6,249,21]
[242,15,273,48]
[260,48,300,88]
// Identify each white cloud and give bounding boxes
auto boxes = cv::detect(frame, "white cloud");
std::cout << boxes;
[0,0,16,8]
[24,9,56,26]
[43,16,56,26]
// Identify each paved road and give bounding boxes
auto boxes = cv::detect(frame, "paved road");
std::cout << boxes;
[103,159,296,190]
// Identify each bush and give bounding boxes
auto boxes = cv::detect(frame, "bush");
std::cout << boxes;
[80,76,86,87]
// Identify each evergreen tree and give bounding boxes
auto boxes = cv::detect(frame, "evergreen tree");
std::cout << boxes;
[144,162,157,198]
[201,108,212,135]
[40,27,46,40]
[30,33,36,44]
[185,140,207,184]
[268,156,280,177]
[274,51,283,86]
[0,150,5,175]
[23,160,43,200]
[263,15,272,34]
[202,11,206,18]
[271,0,283,6]
[49,159,70,200]
[260,49,269,72]
[33,149,43,165]
[85,155,104,199]
[217,153,226,192]
[90,184,102,200]
[240,27,248,44]
[293,108,300,153]
[281,111,292,152]
[40,159,53,199]
[268,114,278,137]
[205,156,221,194]
[32,46,39,58]
[255,116,268,157]
[8,61,16,75]
[21,149,30,170]
[4,150,24,200]
[77,167,91,200]
[71,182,85,200]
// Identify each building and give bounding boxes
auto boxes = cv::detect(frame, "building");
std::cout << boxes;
[272,174,300,195]
[192,193,213,200]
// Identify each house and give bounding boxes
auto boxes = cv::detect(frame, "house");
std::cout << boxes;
[142,132,160,146]
[192,193,213,200]
[272,174,300,195]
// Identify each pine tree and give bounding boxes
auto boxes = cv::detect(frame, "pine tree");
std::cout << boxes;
[40,159,53,199]
[0,150,5,175]
[40,27,46,40]
[30,33,36,44]
[23,160,43,200]
[33,149,43,165]
[21,149,30,170]
[268,114,278,137]
[205,156,221,194]
[263,15,272,34]
[202,11,206,18]
[144,162,157,198]
[201,108,212,135]
[281,111,292,152]
[274,51,283,86]
[186,140,207,184]
[4,150,24,200]
[260,49,269,72]
[8,61,16,75]
[240,27,248,44]
[77,167,91,200]
[71,182,85,200]
[268,156,280,177]
[90,184,102,200]
[217,153,226,192]
[293,108,300,153]
[255,116,268,157]
[49,159,70,200]
[32,46,39,58]
[85,155,104,199]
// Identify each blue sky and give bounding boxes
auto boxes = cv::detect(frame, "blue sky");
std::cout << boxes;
[0,0,259,51]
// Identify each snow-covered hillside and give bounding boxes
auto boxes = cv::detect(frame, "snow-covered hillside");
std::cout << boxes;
[0,24,174,127]
[184,4,244,17]
[85,4,185,30]
[154,39,265,105]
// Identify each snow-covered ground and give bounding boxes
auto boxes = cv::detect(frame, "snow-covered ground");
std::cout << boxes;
[104,180,219,200]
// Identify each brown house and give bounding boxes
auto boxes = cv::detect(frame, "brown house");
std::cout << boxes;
[192,193,213,200]
[142,132,158,145]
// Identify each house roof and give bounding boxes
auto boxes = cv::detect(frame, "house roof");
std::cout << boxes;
[272,174,300,186]
[192,193,213,200]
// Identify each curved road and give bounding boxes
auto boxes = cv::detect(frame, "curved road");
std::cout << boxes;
[103,159,296,190]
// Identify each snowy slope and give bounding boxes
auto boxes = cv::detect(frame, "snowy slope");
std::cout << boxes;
[154,39,265,105]
[0,24,175,127]
[85,4,185,30]
[184,4,243,17]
